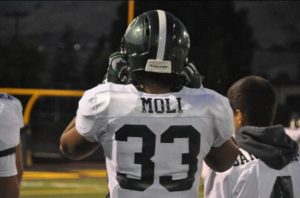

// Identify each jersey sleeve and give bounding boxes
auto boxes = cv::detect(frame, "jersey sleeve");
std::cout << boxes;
[75,86,109,142]
[211,97,235,147]
[0,94,23,151]
[0,94,23,128]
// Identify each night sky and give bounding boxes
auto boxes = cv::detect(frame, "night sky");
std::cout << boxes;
[0,1,121,41]
[0,1,299,82]
[1,1,300,46]
[236,1,300,47]
[236,1,300,81]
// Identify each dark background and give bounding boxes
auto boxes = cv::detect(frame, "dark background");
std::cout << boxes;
[0,1,299,163]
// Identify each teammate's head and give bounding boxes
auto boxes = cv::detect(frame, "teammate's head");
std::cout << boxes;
[121,10,190,89]
[227,76,277,130]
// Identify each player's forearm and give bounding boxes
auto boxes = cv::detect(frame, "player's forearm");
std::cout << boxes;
[60,139,99,160]
[60,125,99,160]
[0,177,20,198]
[60,117,84,159]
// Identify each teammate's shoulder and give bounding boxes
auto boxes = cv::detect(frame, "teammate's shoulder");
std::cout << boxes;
[0,93,18,101]
[0,93,22,108]
[0,93,23,127]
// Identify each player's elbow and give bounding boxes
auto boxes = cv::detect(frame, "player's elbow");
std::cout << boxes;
[204,139,239,172]
[60,134,99,160]
[59,137,82,160]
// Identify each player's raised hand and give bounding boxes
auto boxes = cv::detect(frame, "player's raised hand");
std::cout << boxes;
[181,62,202,88]
[104,51,128,84]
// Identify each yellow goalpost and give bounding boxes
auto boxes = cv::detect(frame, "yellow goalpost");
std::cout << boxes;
[128,0,135,25]
[0,88,84,125]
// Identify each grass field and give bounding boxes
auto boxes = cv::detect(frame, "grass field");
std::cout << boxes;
[21,178,108,198]
[20,168,204,198]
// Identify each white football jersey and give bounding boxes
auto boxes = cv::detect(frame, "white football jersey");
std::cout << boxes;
[0,93,23,177]
[204,149,300,198]
[76,83,234,198]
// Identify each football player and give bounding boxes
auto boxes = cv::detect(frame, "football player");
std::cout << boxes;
[60,10,239,198]
[204,76,300,198]
[0,93,24,198]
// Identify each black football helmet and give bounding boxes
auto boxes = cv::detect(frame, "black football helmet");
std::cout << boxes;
[121,10,190,78]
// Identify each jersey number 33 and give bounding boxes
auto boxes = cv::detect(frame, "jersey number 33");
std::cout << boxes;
[115,124,201,192]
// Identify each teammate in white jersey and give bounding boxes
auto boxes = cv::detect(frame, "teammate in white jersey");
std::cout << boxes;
[204,76,300,198]
[60,10,239,198]
[0,93,24,198]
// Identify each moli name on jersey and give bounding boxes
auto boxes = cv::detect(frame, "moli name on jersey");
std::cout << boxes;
[140,97,182,114]
[233,151,256,167]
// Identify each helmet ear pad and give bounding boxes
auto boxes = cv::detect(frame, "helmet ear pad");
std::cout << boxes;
[122,10,190,77]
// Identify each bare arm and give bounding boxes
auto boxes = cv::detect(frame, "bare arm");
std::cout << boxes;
[60,117,99,160]
[204,138,239,172]
[0,176,19,198]
[0,144,21,198]
[15,142,23,184]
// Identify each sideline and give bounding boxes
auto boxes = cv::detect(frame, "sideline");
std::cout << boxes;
[23,169,107,180]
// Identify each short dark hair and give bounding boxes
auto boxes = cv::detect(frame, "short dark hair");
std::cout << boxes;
[227,76,277,126]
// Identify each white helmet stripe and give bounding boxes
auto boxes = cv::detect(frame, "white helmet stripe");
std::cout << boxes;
[156,10,167,60]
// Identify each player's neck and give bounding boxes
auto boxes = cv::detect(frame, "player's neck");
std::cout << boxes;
[140,84,171,94]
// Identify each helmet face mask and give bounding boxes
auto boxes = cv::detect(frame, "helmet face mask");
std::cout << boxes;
[121,10,190,79]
